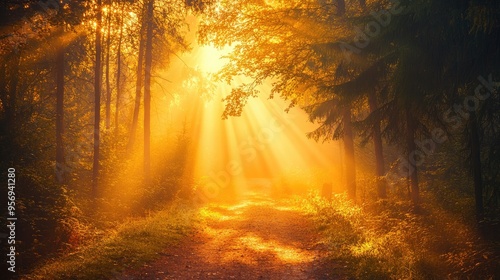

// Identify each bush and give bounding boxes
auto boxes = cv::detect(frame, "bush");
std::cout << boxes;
[302,191,499,279]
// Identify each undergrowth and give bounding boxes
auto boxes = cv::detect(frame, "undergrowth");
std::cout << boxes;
[302,192,500,279]
[22,200,198,280]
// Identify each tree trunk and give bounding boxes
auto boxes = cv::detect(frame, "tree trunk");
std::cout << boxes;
[368,90,386,198]
[343,105,356,200]
[127,4,147,151]
[406,109,419,205]
[93,0,103,197]
[338,140,344,187]
[105,4,111,130]
[115,4,124,137]
[55,44,66,183]
[469,113,484,221]
[143,0,154,178]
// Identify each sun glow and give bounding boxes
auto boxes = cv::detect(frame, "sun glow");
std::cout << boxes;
[196,44,232,73]
[91,30,344,222]
[153,40,342,201]
[97,19,342,215]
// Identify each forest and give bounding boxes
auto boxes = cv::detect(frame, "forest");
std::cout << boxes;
[0,0,499,279]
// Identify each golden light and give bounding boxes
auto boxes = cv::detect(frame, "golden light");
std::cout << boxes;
[196,199,317,266]
[351,240,377,256]
[199,207,241,221]
[152,38,342,201]
[97,13,343,216]
[195,44,231,73]
[237,235,311,263]
[128,11,136,18]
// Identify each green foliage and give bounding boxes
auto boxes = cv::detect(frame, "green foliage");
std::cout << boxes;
[1,0,500,277]
[25,201,198,280]
[302,191,500,279]
[138,129,194,212]
[0,0,199,273]
[201,0,500,212]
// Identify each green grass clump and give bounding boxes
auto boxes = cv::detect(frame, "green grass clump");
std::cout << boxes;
[23,201,198,280]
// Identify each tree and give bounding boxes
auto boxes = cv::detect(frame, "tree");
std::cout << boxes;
[131,0,192,176]
[93,0,103,196]
[343,105,356,199]
[105,0,112,130]
[469,112,484,219]
[115,1,125,137]
[143,0,154,178]
[127,2,146,152]
[353,0,500,211]
[200,0,367,199]
[367,89,386,198]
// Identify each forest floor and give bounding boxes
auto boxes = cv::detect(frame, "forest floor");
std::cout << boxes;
[117,193,348,280]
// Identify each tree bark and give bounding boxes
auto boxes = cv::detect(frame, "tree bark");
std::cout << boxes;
[105,3,111,130]
[143,0,154,179]
[469,113,484,221]
[343,105,356,200]
[93,0,103,197]
[127,4,147,151]
[368,90,386,198]
[406,109,419,205]
[115,4,124,137]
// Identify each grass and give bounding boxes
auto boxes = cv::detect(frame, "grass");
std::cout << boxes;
[300,191,500,280]
[21,188,499,279]
[23,200,199,280]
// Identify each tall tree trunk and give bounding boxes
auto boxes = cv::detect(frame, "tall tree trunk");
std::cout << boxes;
[343,105,356,200]
[127,4,147,151]
[93,0,103,197]
[368,90,386,198]
[55,43,66,183]
[406,109,419,205]
[105,4,111,130]
[115,4,124,137]
[469,113,484,221]
[143,0,154,178]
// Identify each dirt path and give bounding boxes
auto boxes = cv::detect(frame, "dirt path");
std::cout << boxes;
[118,193,347,280]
